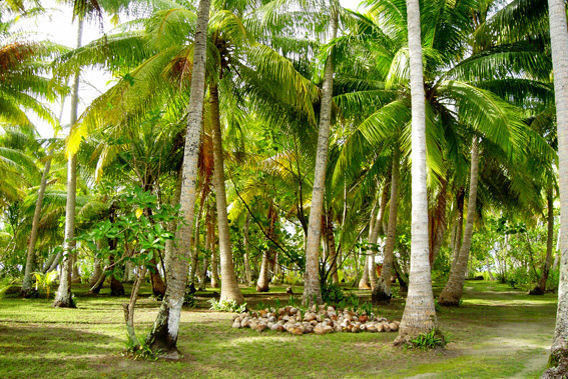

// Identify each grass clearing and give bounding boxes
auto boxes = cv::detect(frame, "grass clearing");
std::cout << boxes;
[0,281,555,378]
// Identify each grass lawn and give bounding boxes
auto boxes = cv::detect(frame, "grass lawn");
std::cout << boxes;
[0,281,556,378]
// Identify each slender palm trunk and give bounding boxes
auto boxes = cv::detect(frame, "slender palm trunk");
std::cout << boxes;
[360,197,378,289]
[243,214,253,285]
[190,187,207,284]
[145,0,211,356]
[21,150,54,297]
[544,0,568,373]
[429,178,447,266]
[71,255,81,283]
[359,256,371,289]
[53,18,83,308]
[210,85,244,303]
[397,0,437,340]
[450,188,465,269]
[531,185,554,295]
[165,168,182,276]
[208,203,219,288]
[369,180,390,288]
[438,139,479,306]
[302,7,338,306]
[324,213,339,284]
[373,147,400,303]
[257,205,277,292]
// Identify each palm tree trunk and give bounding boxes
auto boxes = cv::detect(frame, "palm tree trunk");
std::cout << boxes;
[53,18,83,308]
[21,150,54,297]
[243,214,253,286]
[369,179,390,288]
[359,196,378,289]
[397,0,437,340]
[208,203,219,288]
[302,7,338,306]
[359,255,371,289]
[145,0,211,356]
[210,84,244,303]
[190,186,207,284]
[257,205,277,292]
[71,255,81,283]
[372,147,400,303]
[544,0,568,374]
[429,178,447,266]
[531,184,554,295]
[438,138,479,306]
[165,168,182,277]
[325,212,339,284]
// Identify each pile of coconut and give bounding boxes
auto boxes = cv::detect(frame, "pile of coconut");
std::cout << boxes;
[232,304,400,335]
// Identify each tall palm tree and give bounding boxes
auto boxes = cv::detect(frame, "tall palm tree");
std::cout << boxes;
[53,17,83,308]
[543,0,568,375]
[438,137,480,305]
[145,0,211,356]
[396,0,437,341]
[303,0,339,306]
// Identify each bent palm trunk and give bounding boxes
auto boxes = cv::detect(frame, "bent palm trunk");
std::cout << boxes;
[145,0,211,356]
[438,139,479,306]
[397,0,437,340]
[21,151,53,297]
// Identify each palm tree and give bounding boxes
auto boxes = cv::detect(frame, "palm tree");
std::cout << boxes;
[438,138,480,305]
[53,17,83,308]
[543,0,568,375]
[372,145,401,303]
[145,0,211,356]
[302,0,339,306]
[396,0,437,341]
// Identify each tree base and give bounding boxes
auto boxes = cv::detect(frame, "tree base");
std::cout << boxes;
[371,288,392,305]
[543,348,568,378]
[438,291,461,306]
[110,277,125,296]
[256,284,269,292]
[20,288,39,299]
[528,287,545,296]
[53,298,76,308]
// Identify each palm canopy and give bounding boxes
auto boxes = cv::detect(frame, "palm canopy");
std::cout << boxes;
[331,0,554,195]
[0,15,66,127]
[55,0,321,157]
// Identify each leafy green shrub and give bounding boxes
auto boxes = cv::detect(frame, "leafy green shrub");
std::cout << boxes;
[208,299,247,313]
[183,290,197,308]
[123,338,160,361]
[0,277,17,297]
[33,271,58,298]
[321,282,346,303]
[408,330,446,349]
[507,267,532,290]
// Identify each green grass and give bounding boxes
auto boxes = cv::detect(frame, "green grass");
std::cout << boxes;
[0,281,556,378]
